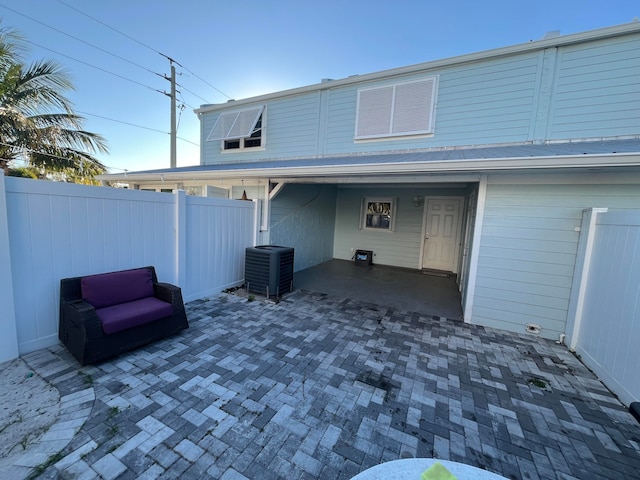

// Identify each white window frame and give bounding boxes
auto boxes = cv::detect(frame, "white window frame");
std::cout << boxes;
[359,197,398,232]
[206,106,266,151]
[354,77,438,140]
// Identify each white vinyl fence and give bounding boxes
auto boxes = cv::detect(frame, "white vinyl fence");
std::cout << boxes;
[567,208,640,406]
[0,175,256,361]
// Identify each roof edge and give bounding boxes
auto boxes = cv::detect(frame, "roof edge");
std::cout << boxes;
[195,21,640,114]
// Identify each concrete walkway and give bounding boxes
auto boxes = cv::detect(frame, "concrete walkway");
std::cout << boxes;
[18,291,640,479]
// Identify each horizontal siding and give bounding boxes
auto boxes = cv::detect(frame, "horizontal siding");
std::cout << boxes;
[325,55,539,154]
[549,36,640,139]
[333,187,468,269]
[201,93,321,164]
[270,184,337,272]
[199,31,639,164]
[472,178,640,339]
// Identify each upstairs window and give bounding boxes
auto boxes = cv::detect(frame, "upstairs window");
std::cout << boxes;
[355,77,437,140]
[206,106,264,151]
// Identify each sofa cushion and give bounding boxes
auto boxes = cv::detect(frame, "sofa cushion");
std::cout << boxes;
[81,268,154,309]
[97,297,173,335]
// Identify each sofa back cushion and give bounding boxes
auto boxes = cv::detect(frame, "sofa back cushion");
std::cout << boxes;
[81,268,154,309]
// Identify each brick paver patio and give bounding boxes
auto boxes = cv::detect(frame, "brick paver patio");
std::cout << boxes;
[15,291,640,479]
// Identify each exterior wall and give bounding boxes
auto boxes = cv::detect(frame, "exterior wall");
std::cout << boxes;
[4,178,255,355]
[472,173,640,340]
[202,93,322,165]
[333,187,468,270]
[200,29,640,165]
[269,184,337,272]
[549,35,640,140]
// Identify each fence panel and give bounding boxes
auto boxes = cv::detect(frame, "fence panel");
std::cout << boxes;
[4,177,255,356]
[183,195,255,302]
[575,210,640,406]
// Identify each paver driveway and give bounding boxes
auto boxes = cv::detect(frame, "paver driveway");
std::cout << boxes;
[19,291,640,479]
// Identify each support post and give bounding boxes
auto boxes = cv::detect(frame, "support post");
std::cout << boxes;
[0,173,19,361]
[565,207,608,351]
[462,175,487,324]
[175,189,187,289]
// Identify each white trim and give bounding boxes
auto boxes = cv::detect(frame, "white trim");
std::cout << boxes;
[206,106,264,141]
[360,196,398,232]
[463,175,487,324]
[355,77,438,140]
[0,173,18,362]
[419,196,465,273]
[100,152,640,183]
[566,207,608,351]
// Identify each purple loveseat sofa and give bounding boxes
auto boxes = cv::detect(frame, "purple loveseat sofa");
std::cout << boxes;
[59,266,189,365]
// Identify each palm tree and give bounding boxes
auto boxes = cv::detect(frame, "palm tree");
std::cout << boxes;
[0,25,108,183]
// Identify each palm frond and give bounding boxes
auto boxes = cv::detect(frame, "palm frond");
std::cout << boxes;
[0,21,110,183]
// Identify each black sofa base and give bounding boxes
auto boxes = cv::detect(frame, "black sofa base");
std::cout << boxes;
[59,266,189,365]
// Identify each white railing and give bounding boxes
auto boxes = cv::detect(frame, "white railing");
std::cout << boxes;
[0,176,256,360]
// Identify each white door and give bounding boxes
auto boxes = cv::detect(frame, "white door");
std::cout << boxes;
[422,197,464,273]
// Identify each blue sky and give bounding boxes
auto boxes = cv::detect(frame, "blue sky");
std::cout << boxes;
[1,0,638,173]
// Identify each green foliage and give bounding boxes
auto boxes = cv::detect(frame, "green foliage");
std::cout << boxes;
[528,377,547,389]
[0,23,108,183]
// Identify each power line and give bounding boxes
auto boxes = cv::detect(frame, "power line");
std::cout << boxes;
[177,80,211,105]
[78,110,199,147]
[0,3,163,78]
[55,0,160,55]
[26,39,164,95]
[174,62,232,100]
[53,0,232,101]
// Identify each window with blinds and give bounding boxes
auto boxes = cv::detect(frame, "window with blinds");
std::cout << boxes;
[355,77,437,140]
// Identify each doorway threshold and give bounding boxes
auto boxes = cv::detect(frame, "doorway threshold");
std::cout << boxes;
[421,268,453,278]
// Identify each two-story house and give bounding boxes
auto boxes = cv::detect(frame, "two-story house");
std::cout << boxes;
[101,22,640,342]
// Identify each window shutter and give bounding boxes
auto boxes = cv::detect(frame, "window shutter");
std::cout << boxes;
[391,79,435,134]
[355,77,437,139]
[355,86,393,138]
[207,106,264,141]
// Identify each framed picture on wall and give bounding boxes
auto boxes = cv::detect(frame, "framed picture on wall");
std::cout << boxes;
[360,197,397,231]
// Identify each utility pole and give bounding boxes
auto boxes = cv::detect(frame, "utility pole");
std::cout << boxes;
[163,59,178,169]
[170,62,177,169]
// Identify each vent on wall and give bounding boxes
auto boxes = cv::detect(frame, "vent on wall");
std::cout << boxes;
[245,245,294,298]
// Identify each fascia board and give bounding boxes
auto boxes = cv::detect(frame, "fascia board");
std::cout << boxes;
[100,153,640,183]
[195,22,640,114]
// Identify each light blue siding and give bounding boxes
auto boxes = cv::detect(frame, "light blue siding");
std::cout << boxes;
[269,184,337,272]
[473,178,640,340]
[324,55,540,154]
[333,187,469,269]
[200,30,640,165]
[549,36,640,139]
[202,93,322,165]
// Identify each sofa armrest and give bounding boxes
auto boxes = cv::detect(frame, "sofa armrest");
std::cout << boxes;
[60,300,104,339]
[154,282,185,309]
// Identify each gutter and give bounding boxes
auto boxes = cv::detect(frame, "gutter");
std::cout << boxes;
[99,152,640,183]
